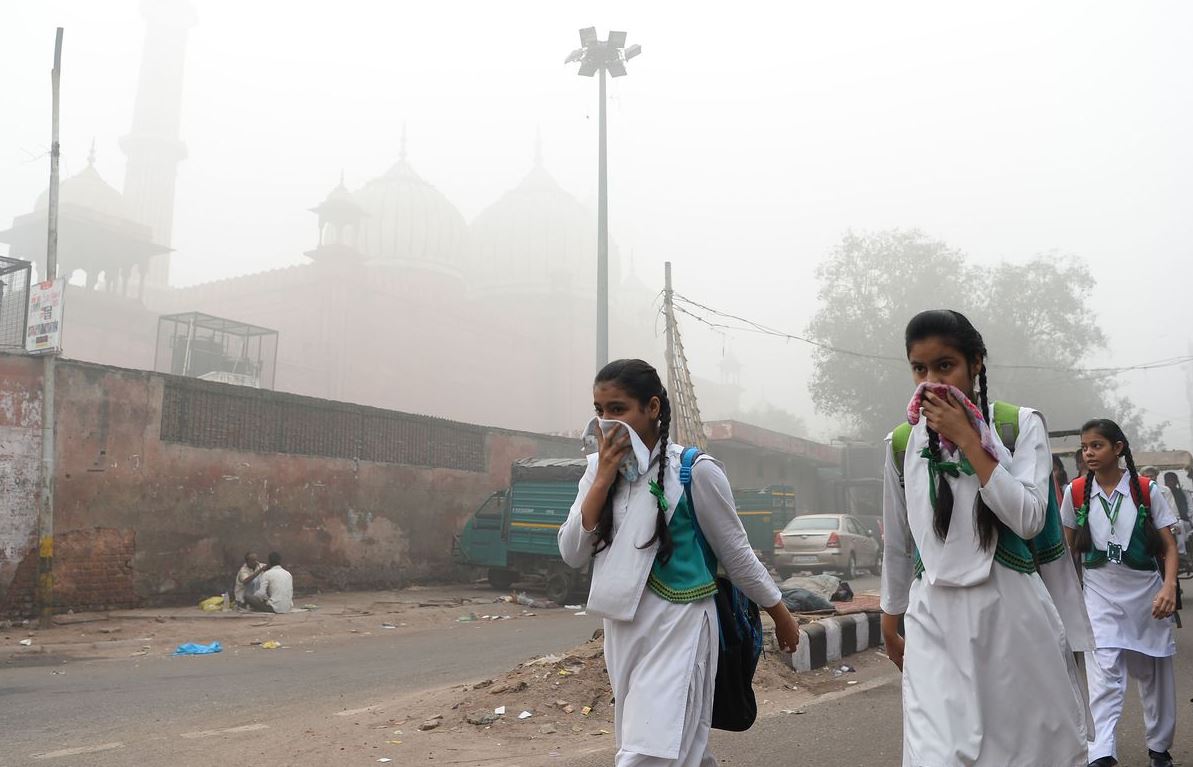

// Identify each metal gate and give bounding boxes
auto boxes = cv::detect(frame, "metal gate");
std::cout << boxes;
[0,256,32,351]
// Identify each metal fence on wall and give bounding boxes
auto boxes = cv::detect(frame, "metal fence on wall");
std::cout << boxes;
[0,257,31,351]
[160,379,488,471]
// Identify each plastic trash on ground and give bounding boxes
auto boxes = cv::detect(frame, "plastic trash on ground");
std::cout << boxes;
[514,592,560,609]
[198,596,225,612]
[261,641,281,649]
[174,641,223,655]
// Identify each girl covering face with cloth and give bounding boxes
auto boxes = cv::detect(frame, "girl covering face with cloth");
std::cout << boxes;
[1061,419,1179,767]
[881,309,1092,767]
[558,359,800,767]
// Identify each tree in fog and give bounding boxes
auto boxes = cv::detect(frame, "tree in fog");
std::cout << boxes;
[807,229,1165,445]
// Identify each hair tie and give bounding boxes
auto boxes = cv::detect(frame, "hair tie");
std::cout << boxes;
[649,480,668,511]
[1074,504,1089,528]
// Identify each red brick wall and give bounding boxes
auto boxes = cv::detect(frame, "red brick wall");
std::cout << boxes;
[0,353,577,616]
[0,528,137,619]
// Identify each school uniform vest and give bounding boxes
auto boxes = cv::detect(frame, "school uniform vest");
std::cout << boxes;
[646,494,719,603]
[1072,477,1158,572]
[1082,505,1157,572]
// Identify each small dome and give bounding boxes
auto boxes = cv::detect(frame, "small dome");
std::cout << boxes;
[352,156,466,271]
[467,160,598,297]
[36,152,132,221]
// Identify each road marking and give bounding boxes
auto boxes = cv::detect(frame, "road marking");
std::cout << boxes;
[180,723,269,739]
[33,743,124,759]
[334,704,384,717]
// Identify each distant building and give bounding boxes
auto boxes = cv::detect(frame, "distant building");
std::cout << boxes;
[0,0,658,436]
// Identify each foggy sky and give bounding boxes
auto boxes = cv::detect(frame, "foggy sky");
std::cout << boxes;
[3,1,1192,446]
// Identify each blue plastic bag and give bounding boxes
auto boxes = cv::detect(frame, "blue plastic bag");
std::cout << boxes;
[174,641,222,655]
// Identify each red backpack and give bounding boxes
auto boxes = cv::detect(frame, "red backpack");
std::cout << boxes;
[1070,475,1152,513]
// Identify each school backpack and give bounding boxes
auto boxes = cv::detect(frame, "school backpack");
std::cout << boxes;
[1069,475,1151,516]
[890,401,1070,575]
[681,446,765,732]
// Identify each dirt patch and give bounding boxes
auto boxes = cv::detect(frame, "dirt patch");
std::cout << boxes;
[310,631,891,766]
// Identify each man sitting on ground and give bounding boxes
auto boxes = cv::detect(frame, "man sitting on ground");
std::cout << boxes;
[245,552,293,614]
[234,552,266,608]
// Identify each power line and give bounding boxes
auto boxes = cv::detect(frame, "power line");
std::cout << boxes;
[670,293,1193,377]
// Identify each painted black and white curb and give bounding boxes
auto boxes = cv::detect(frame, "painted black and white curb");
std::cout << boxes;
[788,613,884,672]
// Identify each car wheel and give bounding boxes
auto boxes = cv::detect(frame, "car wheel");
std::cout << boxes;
[775,567,794,581]
[873,553,882,575]
[844,555,857,580]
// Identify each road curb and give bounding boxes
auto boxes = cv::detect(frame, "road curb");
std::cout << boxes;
[789,613,883,672]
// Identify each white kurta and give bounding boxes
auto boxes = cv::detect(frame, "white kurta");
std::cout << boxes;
[881,408,1090,767]
[1059,475,1177,656]
[1060,475,1178,760]
[559,445,780,765]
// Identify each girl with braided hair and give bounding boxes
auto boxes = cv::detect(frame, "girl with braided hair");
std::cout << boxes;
[1060,419,1179,767]
[881,310,1092,767]
[558,359,799,766]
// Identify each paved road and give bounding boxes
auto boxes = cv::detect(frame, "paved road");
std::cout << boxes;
[567,601,1193,767]
[0,574,884,766]
[0,609,605,766]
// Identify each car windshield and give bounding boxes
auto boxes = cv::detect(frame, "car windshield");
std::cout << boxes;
[783,517,839,532]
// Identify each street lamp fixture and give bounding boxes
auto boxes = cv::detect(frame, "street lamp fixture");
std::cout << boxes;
[566,27,641,371]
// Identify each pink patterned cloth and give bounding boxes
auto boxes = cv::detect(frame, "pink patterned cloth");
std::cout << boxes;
[906,382,1001,461]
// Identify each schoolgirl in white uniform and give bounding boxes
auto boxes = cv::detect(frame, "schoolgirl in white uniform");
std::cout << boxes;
[558,359,800,767]
[1061,418,1179,767]
[881,310,1092,767]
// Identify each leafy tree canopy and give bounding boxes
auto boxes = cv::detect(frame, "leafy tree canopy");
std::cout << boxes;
[807,229,1164,446]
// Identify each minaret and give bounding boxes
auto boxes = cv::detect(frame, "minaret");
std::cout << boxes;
[119,0,196,291]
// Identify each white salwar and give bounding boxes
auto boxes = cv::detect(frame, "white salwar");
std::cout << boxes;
[882,407,1091,767]
[559,443,781,766]
[1060,475,1178,761]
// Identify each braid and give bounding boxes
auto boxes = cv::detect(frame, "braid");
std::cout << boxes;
[972,363,997,550]
[1073,469,1095,553]
[977,365,990,425]
[640,390,675,564]
[929,428,955,541]
[1122,444,1162,556]
[591,473,619,558]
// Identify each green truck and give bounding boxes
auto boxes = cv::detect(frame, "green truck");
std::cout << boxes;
[453,460,797,603]
[454,458,590,604]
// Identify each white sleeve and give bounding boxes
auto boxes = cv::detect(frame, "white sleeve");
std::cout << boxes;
[880,436,914,615]
[557,457,600,570]
[1059,483,1077,530]
[689,459,782,609]
[977,410,1049,539]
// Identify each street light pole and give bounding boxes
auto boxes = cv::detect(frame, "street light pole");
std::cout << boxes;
[596,65,608,370]
[566,28,641,372]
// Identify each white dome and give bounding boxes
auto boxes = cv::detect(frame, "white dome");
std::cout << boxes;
[467,162,597,297]
[352,158,466,271]
[36,159,132,222]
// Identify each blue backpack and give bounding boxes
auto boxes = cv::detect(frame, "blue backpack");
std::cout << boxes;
[681,446,765,732]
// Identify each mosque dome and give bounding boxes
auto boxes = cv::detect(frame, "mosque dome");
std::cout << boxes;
[352,144,466,272]
[36,145,134,222]
[467,149,600,297]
